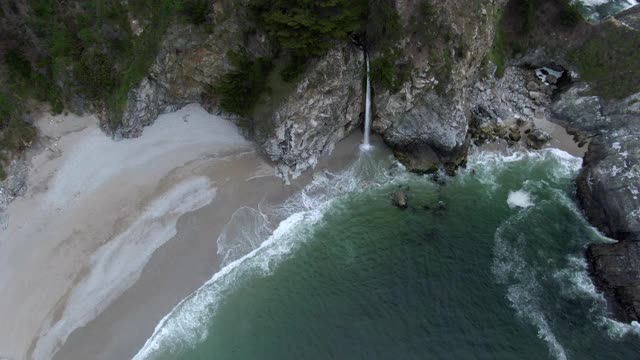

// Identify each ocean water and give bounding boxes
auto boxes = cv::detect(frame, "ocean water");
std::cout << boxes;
[135,148,640,360]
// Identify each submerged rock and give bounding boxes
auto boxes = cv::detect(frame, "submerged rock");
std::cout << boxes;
[391,191,408,209]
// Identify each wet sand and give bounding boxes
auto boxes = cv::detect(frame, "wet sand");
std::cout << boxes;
[0,98,580,360]
[49,119,366,360]
[0,104,262,360]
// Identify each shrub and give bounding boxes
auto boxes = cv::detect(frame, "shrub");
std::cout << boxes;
[571,22,640,99]
[74,50,116,100]
[250,0,366,59]
[280,56,307,82]
[371,51,406,93]
[559,1,583,27]
[180,0,210,25]
[365,0,401,50]
[5,50,33,80]
[213,50,274,116]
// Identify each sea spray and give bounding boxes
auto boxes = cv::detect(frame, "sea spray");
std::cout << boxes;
[135,148,640,359]
[217,207,272,267]
[134,153,399,359]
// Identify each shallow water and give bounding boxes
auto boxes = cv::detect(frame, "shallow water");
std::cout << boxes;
[136,148,640,360]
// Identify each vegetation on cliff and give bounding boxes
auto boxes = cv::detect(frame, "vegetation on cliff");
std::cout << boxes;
[211,50,274,117]
[490,0,585,77]
[1,0,214,124]
[0,0,215,174]
[0,92,36,179]
[490,0,639,99]
[215,0,405,115]
[571,21,640,99]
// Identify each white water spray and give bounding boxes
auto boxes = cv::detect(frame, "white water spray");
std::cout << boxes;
[361,52,373,151]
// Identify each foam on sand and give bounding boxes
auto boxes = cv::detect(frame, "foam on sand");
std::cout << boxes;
[0,104,249,360]
[31,177,217,360]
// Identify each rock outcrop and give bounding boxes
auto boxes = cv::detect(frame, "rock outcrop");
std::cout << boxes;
[587,241,640,323]
[391,191,408,208]
[374,0,506,173]
[262,45,364,179]
[114,4,361,179]
[114,4,269,138]
[552,82,640,322]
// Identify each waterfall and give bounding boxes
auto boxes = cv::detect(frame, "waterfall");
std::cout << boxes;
[361,52,373,151]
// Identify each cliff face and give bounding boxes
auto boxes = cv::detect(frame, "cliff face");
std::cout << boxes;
[117,0,505,177]
[104,0,640,326]
[375,0,504,172]
[550,7,640,324]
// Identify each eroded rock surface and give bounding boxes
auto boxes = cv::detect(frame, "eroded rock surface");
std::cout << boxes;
[552,82,640,322]
[262,45,364,179]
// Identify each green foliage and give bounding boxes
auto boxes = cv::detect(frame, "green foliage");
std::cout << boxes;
[4,0,215,129]
[0,92,37,178]
[490,25,508,78]
[515,0,537,34]
[74,50,116,100]
[571,22,640,99]
[250,0,366,59]
[180,0,211,25]
[5,50,33,79]
[280,56,307,82]
[365,0,401,51]
[558,1,584,27]
[212,50,274,116]
[371,51,406,93]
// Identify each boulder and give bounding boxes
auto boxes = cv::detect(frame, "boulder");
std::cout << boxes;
[391,191,408,209]
[526,128,551,149]
[262,45,364,180]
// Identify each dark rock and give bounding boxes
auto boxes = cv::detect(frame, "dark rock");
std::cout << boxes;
[616,4,640,31]
[508,127,522,142]
[391,191,408,209]
[552,82,640,324]
[432,200,448,216]
[587,241,640,323]
[383,93,468,172]
[526,128,551,149]
[577,133,640,242]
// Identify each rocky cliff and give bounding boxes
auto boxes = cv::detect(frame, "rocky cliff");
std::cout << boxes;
[117,0,506,178]
[373,0,504,172]
[91,0,640,323]
[553,82,640,323]
[549,6,640,324]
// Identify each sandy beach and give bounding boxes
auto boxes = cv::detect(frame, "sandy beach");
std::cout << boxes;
[0,99,582,360]
[0,104,264,360]
[0,103,363,360]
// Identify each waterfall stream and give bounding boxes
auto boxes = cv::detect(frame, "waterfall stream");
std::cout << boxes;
[361,52,373,151]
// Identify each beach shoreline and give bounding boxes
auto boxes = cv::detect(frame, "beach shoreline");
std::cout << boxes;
[0,104,262,360]
[0,101,583,360]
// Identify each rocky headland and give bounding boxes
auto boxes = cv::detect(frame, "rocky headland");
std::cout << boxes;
[1,0,640,350]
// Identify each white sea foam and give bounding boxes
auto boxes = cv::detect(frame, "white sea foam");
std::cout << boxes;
[507,190,535,209]
[217,207,272,267]
[133,154,396,359]
[465,148,582,192]
[136,147,586,359]
[493,216,568,360]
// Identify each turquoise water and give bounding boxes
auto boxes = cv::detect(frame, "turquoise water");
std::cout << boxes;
[136,149,640,360]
